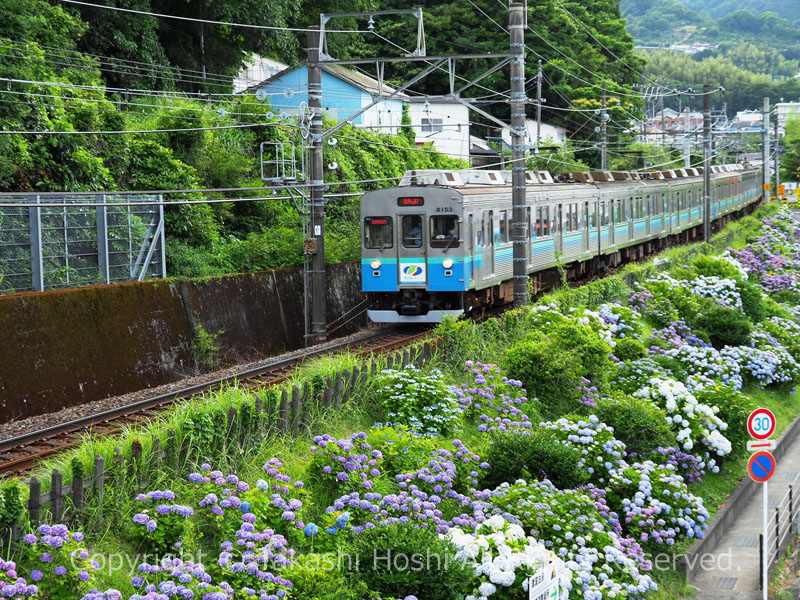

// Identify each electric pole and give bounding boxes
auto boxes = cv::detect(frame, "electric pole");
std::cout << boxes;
[684,106,690,168]
[703,83,711,242]
[510,1,527,308]
[774,112,780,193]
[601,82,607,170]
[659,88,665,148]
[763,98,770,198]
[308,26,326,342]
[536,59,542,151]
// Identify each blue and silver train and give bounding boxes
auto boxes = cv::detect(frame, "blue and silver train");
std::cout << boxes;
[360,165,763,323]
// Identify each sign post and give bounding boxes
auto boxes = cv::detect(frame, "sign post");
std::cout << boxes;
[747,408,776,600]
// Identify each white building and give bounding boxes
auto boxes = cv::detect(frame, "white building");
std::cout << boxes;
[499,118,567,148]
[234,55,288,94]
[407,99,471,161]
[775,102,800,136]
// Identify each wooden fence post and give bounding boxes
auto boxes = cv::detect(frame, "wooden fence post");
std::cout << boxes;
[291,386,301,437]
[279,389,289,433]
[28,477,40,526]
[386,354,394,370]
[334,375,344,408]
[130,441,143,490]
[51,469,63,523]
[323,375,333,407]
[72,472,83,517]
[94,455,105,522]
[403,349,410,366]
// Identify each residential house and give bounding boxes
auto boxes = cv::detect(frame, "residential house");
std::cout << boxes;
[248,64,471,161]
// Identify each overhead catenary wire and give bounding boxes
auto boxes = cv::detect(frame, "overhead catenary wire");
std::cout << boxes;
[58,0,368,33]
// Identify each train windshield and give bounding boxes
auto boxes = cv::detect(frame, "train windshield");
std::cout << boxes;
[430,216,459,248]
[364,217,393,249]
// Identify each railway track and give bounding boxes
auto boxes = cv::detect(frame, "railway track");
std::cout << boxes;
[0,327,431,475]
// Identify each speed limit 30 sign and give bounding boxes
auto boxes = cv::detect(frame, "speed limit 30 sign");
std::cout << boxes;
[747,408,776,440]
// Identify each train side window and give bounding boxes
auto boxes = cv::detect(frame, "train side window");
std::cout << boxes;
[499,211,507,242]
[402,215,423,248]
[430,216,459,248]
[364,217,393,249]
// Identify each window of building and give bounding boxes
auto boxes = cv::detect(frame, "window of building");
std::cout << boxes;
[421,118,443,132]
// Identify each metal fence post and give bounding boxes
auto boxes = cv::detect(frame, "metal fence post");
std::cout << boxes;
[159,196,166,277]
[29,195,43,291]
[776,506,780,554]
[96,194,110,284]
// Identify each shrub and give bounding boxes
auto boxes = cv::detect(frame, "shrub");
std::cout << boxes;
[737,280,766,323]
[764,296,794,319]
[374,365,461,436]
[505,320,612,417]
[593,396,673,457]
[694,386,751,458]
[694,305,753,349]
[480,430,590,490]
[613,337,647,361]
[281,555,369,600]
[345,523,472,600]
[691,254,744,280]
[490,480,656,594]
[772,289,800,305]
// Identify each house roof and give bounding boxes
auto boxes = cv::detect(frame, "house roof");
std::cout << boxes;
[247,62,408,99]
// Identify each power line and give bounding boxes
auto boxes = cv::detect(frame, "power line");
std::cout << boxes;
[58,0,367,33]
[0,122,273,135]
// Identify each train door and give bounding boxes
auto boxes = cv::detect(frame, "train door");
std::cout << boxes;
[608,199,615,245]
[526,206,533,270]
[468,215,475,286]
[398,214,427,287]
[554,204,563,256]
[583,201,590,252]
[482,210,495,278]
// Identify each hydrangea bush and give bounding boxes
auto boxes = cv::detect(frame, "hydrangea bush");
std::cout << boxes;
[375,365,461,436]
[485,480,657,597]
[19,525,99,600]
[633,378,732,456]
[447,515,571,600]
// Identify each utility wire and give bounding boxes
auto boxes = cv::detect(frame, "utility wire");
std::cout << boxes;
[58,0,368,33]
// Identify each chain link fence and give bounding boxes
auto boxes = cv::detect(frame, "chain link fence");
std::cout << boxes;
[0,194,165,294]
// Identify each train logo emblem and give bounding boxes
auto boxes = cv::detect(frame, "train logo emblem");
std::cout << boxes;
[400,263,426,283]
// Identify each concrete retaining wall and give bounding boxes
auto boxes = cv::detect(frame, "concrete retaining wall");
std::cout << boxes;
[0,262,367,423]
[682,409,800,584]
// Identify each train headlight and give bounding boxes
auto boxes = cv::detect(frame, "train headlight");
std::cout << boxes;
[442,258,454,269]
[370,259,382,269]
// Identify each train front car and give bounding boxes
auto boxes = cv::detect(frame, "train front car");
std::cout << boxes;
[361,180,466,323]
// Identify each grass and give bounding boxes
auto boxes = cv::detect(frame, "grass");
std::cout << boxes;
[1,200,796,598]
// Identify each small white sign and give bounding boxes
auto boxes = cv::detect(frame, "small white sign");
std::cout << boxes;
[528,563,561,600]
[747,440,776,452]
[314,225,321,236]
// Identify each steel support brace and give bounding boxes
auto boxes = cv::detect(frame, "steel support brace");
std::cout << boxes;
[96,194,110,284]
[29,195,43,292]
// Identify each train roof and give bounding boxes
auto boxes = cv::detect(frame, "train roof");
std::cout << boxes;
[398,164,755,191]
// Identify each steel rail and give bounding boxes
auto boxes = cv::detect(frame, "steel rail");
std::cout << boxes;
[0,327,431,474]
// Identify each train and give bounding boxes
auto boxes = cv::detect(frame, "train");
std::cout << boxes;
[360,164,763,323]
